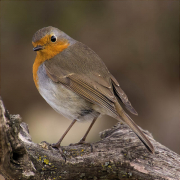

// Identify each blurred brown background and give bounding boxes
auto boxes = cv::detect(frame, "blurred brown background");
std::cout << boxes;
[1,1,179,156]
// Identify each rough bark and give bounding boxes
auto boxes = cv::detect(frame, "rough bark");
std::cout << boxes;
[0,98,180,180]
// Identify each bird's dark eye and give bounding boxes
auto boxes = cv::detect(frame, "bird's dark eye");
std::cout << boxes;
[51,35,56,42]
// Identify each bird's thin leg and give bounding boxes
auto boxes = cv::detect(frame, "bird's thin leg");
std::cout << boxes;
[69,117,98,151]
[52,119,77,148]
[79,117,98,143]
[51,119,77,162]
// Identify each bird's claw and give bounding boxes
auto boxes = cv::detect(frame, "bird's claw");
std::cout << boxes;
[50,143,66,162]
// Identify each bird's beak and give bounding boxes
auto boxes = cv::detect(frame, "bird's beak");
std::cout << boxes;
[33,45,44,51]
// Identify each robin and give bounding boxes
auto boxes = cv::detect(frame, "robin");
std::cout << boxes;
[32,26,154,154]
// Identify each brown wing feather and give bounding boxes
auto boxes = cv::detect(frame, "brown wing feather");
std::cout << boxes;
[110,74,138,115]
[45,65,117,115]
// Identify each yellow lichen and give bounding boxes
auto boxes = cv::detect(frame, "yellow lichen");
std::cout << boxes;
[43,159,49,164]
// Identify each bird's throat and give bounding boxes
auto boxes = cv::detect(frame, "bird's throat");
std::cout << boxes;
[33,41,69,89]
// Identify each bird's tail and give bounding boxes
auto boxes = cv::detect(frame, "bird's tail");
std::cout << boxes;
[115,102,154,154]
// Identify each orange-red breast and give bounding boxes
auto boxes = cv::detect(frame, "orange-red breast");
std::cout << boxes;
[32,26,154,154]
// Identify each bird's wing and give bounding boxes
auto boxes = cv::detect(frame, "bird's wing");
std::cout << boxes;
[45,63,118,116]
[110,74,138,115]
[44,42,137,115]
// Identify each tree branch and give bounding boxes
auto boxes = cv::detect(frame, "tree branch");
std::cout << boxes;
[0,97,180,180]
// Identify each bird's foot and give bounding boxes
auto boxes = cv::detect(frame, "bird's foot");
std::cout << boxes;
[69,139,93,152]
[51,143,66,162]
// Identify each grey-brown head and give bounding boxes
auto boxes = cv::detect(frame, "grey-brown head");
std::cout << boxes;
[32,26,76,52]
